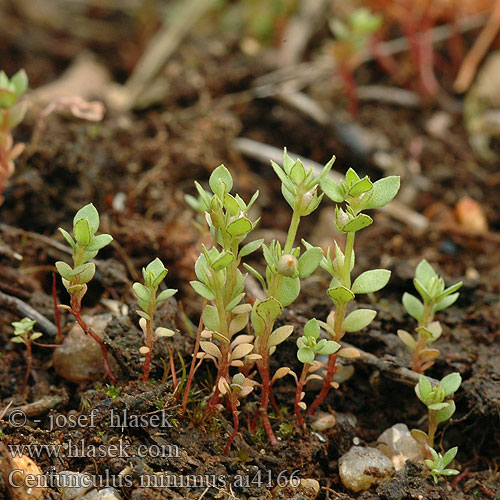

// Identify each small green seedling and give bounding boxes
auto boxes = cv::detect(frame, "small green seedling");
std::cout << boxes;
[307,168,400,415]
[329,8,382,116]
[11,318,42,391]
[398,260,462,372]
[413,372,461,449]
[0,69,28,203]
[425,446,459,484]
[133,258,177,383]
[56,203,116,383]
[294,319,340,427]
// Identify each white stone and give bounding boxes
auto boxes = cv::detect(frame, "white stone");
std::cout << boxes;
[377,423,425,470]
[58,471,94,500]
[339,446,395,492]
[82,488,122,500]
[311,412,336,432]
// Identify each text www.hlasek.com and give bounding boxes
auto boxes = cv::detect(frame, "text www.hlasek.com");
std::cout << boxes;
[8,440,179,459]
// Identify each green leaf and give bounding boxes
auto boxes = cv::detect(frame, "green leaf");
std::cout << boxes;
[345,168,360,185]
[348,176,373,197]
[145,258,165,279]
[436,400,455,424]
[256,297,282,324]
[413,278,431,302]
[271,160,295,194]
[442,447,458,467]
[74,218,91,246]
[327,285,354,304]
[343,213,373,232]
[58,228,76,250]
[239,239,264,258]
[243,263,266,289]
[212,251,234,271]
[133,282,151,302]
[440,372,461,396]
[0,88,17,108]
[317,340,341,355]
[436,282,463,301]
[269,325,294,347]
[281,183,295,209]
[428,402,449,411]
[75,262,95,284]
[397,329,416,350]
[9,101,27,128]
[298,247,323,278]
[190,280,215,301]
[415,260,438,287]
[343,309,376,332]
[224,193,240,216]
[156,288,177,302]
[203,305,220,332]
[290,160,305,183]
[352,269,390,294]
[209,164,233,197]
[225,293,245,312]
[297,347,315,364]
[86,234,113,251]
[74,204,99,233]
[434,293,459,312]
[11,69,28,96]
[416,375,433,404]
[55,261,73,281]
[304,318,320,339]
[364,176,400,209]
[227,217,253,237]
[402,293,424,321]
[320,177,344,203]
[276,276,300,307]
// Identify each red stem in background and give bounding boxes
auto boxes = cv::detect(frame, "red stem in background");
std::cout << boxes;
[52,273,62,344]
[307,353,337,416]
[168,346,178,393]
[181,299,206,417]
[224,396,239,455]
[338,61,358,118]
[294,366,308,428]
[21,340,32,393]
[371,37,404,85]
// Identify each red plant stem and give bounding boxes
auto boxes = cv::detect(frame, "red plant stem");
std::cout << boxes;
[338,61,358,118]
[70,302,117,385]
[294,365,308,428]
[307,353,337,416]
[22,340,32,393]
[224,396,239,455]
[52,273,62,344]
[371,37,404,85]
[180,299,206,417]
[417,21,439,96]
[142,329,153,384]
[255,349,277,446]
[168,346,178,392]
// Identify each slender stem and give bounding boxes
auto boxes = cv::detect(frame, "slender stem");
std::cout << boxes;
[427,410,437,448]
[307,353,337,415]
[181,299,206,417]
[168,346,178,392]
[224,396,239,455]
[22,340,32,393]
[284,211,301,255]
[295,365,309,428]
[256,347,277,446]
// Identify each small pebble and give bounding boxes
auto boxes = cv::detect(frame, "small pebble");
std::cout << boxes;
[271,478,320,500]
[311,413,336,432]
[58,471,95,500]
[455,196,488,232]
[81,487,122,500]
[377,423,425,470]
[0,454,45,500]
[339,446,395,492]
[53,315,116,383]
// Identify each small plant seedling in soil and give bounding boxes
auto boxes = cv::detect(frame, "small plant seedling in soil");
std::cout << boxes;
[293,318,340,427]
[56,203,116,384]
[425,446,460,484]
[329,8,382,116]
[0,69,28,204]
[413,372,461,449]
[398,259,462,373]
[307,167,400,415]
[11,317,59,392]
[133,258,177,383]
